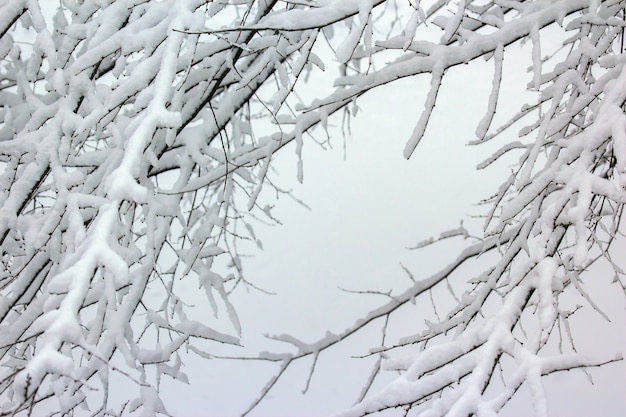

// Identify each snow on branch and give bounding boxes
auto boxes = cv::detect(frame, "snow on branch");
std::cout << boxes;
[0,0,391,414]
[1,0,625,416]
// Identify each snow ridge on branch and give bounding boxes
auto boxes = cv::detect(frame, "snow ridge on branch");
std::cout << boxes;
[0,0,625,416]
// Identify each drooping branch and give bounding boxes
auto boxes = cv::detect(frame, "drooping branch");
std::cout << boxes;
[1,1,625,416]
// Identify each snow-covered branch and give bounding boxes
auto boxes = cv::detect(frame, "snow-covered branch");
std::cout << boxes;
[237,1,626,416]
[1,0,625,416]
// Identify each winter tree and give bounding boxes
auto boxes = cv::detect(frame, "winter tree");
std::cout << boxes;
[0,0,624,416]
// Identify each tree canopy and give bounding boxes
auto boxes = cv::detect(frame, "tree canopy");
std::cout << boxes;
[0,1,624,416]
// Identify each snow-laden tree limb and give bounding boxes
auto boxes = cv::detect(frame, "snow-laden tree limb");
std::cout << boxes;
[1,0,625,416]
[0,0,389,414]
